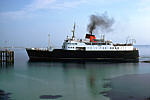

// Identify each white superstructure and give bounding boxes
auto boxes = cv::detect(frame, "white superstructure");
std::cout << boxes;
[62,24,137,51]
[62,36,136,51]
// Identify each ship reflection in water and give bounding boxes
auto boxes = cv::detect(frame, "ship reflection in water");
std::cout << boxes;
[0,46,150,100]
[26,61,141,100]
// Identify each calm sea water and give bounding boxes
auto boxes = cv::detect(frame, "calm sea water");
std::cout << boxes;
[0,45,150,100]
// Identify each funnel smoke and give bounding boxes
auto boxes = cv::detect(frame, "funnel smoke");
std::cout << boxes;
[87,12,114,34]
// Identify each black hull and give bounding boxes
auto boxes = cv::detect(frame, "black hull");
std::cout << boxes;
[26,49,139,62]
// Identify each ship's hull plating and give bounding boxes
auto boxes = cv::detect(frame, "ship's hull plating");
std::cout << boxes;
[26,49,139,62]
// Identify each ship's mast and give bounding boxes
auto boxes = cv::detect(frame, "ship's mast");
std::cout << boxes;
[48,34,50,50]
[72,23,76,40]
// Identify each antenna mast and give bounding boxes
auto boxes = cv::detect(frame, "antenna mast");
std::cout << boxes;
[72,23,76,40]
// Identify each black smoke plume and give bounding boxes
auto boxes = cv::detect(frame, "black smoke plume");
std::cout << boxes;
[87,12,114,34]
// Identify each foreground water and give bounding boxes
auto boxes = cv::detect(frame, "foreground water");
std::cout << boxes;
[0,45,150,100]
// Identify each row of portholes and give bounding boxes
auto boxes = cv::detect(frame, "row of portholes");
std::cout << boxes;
[86,47,125,49]
[67,46,127,49]
[68,47,75,48]
[86,47,107,49]
[110,47,119,49]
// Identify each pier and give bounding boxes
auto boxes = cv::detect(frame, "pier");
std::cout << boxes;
[0,50,14,64]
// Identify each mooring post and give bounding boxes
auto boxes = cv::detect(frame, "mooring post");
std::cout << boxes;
[6,51,8,63]
[12,51,14,63]
[7,51,9,63]
[0,51,2,62]
[3,51,4,62]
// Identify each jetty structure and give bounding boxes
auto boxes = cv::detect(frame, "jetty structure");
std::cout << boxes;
[0,49,14,64]
[26,24,139,62]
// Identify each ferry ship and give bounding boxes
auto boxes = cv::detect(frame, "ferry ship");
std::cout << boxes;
[26,24,139,62]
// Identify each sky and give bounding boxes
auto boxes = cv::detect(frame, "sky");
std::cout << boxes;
[0,0,150,48]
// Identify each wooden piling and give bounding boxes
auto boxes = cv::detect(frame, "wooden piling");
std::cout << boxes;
[0,50,14,64]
